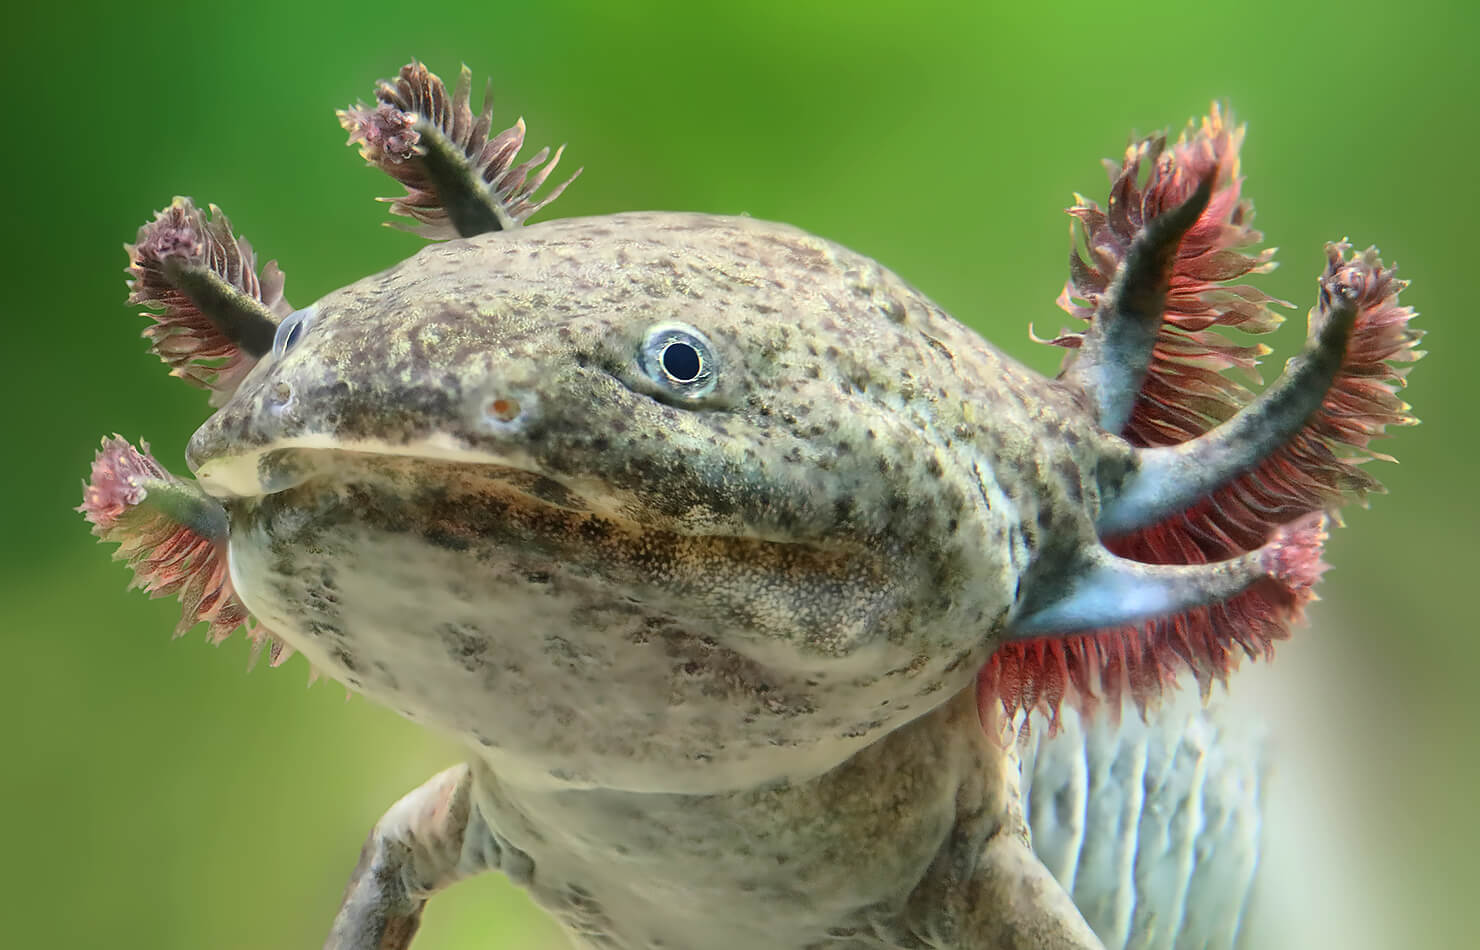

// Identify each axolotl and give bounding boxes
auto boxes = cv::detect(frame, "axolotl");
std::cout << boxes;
[81,61,1421,949]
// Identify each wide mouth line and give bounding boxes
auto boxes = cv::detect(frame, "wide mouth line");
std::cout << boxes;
[200,437,849,550]
[195,433,542,500]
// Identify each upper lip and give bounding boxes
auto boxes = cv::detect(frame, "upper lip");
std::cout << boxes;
[191,435,542,501]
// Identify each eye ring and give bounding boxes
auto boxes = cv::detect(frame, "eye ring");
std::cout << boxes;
[638,323,717,399]
[272,306,316,358]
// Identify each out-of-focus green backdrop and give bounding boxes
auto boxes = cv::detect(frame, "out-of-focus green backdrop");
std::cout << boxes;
[5,1,1473,947]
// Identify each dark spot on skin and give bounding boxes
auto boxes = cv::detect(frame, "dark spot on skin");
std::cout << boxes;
[879,298,907,323]
[372,661,399,691]
[425,526,472,551]
[921,333,954,363]
[1055,457,1083,504]
[332,647,361,674]
[578,517,613,542]
[527,475,586,510]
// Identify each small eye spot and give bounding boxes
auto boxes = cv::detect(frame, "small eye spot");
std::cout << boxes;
[485,397,521,423]
[660,341,703,382]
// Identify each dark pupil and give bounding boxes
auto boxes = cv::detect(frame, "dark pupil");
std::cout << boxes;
[661,341,702,382]
[282,321,303,351]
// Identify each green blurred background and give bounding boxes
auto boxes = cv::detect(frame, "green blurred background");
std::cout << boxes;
[5,1,1473,947]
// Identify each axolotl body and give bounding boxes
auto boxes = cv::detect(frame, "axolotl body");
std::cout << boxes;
[82,62,1421,949]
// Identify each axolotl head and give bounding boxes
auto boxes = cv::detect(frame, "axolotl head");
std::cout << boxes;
[87,63,1420,796]
[186,211,1079,792]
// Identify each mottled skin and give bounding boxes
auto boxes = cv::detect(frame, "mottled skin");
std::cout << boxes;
[189,212,1120,947]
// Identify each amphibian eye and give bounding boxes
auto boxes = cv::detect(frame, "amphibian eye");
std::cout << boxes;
[661,340,703,381]
[639,323,717,398]
[273,306,316,358]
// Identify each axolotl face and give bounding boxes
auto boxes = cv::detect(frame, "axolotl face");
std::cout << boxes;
[186,211,1100,794]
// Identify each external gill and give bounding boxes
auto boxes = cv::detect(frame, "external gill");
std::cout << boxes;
[338,61,581,238]
[1098,247,1392,536]
[984,107,1422,726]
[79,436,294,670]
[1010,514,1328,637]
[126,198,292,405]
[1061,171,1215,435]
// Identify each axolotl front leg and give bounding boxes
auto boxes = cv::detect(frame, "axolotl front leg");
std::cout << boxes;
[325,766,524,950]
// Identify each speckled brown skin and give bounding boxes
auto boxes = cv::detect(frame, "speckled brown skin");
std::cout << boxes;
[187,211,1122,947]
[192,213,1117,794]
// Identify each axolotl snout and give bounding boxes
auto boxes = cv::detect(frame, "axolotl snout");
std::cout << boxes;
[83,61,1421,949]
